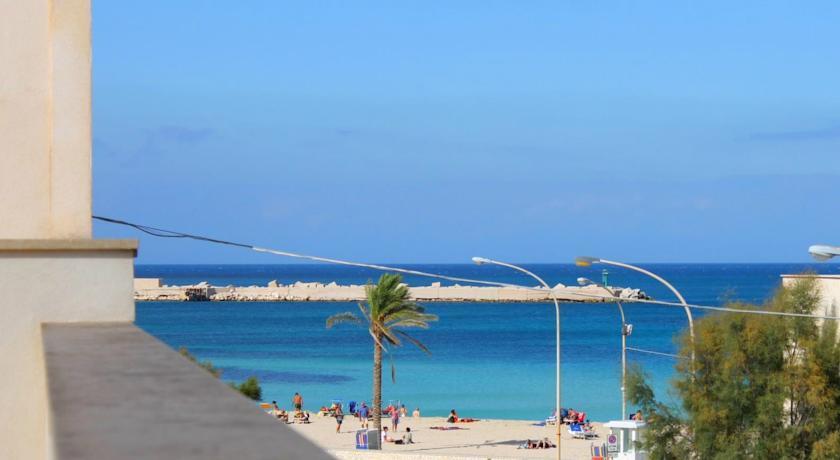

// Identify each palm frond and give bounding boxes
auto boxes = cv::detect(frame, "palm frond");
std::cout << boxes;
[325,312,362,328]
[385,310,438,329]
[357,302,371,323]
[395,330,432,355]
[379,325,402,346]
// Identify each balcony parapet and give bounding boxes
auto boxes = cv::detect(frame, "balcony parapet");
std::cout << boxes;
[43,322,333,460]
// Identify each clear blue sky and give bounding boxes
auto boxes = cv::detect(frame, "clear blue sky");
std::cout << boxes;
[92,1,840,264]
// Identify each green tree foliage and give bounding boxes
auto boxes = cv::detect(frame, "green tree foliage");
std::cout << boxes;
[232,377,262,401]
[179,347,263,401]
[326,273,438,437]
[627,277,840,459]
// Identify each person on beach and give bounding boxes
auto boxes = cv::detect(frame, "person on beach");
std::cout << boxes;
[382,427,394,443]
[358,402,369,429]
[399,404,407,417]
[334,403,344,433]
[402,427,414,444]
[292,392,303,411]
[412,407,420,418]
[446,409,459,423]
[391,405,400,431]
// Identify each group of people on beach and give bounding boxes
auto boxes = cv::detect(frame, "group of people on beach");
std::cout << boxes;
[268,392,311,424]
[321,399,421,440]
[559,407,587,425]
[521,438,556,449]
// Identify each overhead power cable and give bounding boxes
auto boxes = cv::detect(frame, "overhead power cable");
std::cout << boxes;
[626,347,686,360]
[93,215,840,321]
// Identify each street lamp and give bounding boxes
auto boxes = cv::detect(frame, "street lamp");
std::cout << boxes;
[472,257,562,459]
[578,277,630,420]
[575,256,695,364]
[809,245,840,261]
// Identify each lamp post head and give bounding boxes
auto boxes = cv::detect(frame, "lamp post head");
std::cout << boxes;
[577,277,596,286]
[809,245,840,262]
[575,256,600,267]
[472,256,491,265]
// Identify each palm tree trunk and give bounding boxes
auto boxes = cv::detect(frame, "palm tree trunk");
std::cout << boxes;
[372,333,383,447]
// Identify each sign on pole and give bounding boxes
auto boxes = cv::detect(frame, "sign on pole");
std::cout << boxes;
[607,433,619,453]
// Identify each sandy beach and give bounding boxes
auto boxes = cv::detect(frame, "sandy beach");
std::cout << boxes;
[280,412,608,460]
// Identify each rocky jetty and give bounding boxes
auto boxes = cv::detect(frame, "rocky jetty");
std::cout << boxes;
[134,278,648,303]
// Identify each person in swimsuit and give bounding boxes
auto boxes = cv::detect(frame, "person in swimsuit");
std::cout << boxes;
[334,403,344,433]
[292,392,303,411]
[382,427,394,443]
[391,406,400,431]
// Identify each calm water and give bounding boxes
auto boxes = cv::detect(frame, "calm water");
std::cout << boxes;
[136,263,838,421]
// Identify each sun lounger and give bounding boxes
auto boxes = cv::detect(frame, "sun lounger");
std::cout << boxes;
[568,423,596,439]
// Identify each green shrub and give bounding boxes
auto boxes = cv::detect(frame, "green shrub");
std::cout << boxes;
[234,376,262,401]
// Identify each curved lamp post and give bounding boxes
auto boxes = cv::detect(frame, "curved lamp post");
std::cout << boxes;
[472,257,561,459]
[575,256,695,365]
[809,245,840,261]
[578,277,630,420]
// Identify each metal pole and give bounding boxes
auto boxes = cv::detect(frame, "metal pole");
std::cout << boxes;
[473,258,561,460]
[617,301,627,420]
[592,259,695,365]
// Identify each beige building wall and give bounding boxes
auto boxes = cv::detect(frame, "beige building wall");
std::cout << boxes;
[0,244,135,460]
[0,0,92,239]
[0,1,136,459]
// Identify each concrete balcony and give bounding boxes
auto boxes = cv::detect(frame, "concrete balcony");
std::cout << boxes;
[43,322,333,460]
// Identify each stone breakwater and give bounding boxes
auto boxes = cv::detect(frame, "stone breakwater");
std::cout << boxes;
[134,278,647,303]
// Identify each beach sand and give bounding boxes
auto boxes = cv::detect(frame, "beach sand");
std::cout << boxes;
[282,413,608,459]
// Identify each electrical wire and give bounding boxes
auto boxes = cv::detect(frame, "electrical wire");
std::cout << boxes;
[93,215,840,321]
[626,346,686,360]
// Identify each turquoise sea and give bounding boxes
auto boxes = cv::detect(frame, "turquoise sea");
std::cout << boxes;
[136,263,838,422]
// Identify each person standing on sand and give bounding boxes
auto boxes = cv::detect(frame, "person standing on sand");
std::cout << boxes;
[334,403,344,433]
[358,402,369,429]
[412,407,420,418]
[391,406,400,432]
[293,392,303,411]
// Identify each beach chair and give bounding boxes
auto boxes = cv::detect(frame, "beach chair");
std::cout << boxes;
[545,410,558,425]
[569,423,596,439]
[590,443,607,460]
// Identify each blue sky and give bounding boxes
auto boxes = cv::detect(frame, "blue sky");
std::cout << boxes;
[92,1,840,263]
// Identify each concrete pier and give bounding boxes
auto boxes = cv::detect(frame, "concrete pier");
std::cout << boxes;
[134,278,646,303]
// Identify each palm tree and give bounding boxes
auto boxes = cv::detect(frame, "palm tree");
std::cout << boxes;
[326,273,438,439]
